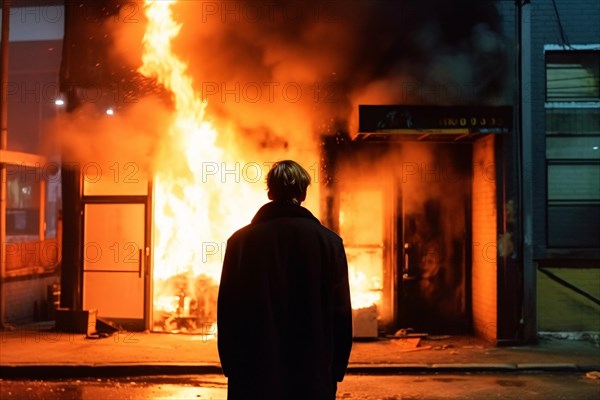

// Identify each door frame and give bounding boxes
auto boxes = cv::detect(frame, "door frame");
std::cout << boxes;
[80,194,151,331]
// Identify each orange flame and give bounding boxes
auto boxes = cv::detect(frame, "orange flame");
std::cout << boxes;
[139,0,380,333]
[339,191,384,311]
[139,0,264,332]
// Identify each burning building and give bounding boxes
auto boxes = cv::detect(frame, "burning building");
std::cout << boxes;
[1,0,597,345]
[50,0,517,341]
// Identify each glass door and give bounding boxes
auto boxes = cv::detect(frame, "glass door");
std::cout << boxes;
[83,202,147,329]
[81,163,150,330]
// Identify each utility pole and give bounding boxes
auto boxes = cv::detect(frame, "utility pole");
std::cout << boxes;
[0,0,12,330]
[517,0,536,343]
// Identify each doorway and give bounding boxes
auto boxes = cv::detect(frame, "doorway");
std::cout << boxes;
[333,141,472,335]
[80,164,151,331]
[394,143,471,334]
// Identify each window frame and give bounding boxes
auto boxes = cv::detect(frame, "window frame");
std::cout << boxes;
[545,49,600,102]
[544,45,600,250]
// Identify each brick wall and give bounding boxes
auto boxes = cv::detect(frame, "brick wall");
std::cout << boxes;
[3,237,61,324]
[472,134,497,342]
[4,274,60,324]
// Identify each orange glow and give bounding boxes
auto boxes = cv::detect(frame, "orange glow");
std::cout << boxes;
[339,191,384,311]
[139,0,265,333]
[139,0,379,332]
[347,255,383,310]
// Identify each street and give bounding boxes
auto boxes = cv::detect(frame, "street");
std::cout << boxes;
[1,372,599,400]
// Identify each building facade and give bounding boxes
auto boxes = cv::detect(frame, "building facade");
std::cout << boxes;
[0,0,598,344]
[0,1,63,327]
[521,0,600,338]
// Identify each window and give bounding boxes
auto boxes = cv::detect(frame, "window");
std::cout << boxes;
[6,165,41,238]
[545,49,600,248]
[546,51,600,101]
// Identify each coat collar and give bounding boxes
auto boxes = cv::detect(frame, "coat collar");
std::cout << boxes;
[251,201,320,225]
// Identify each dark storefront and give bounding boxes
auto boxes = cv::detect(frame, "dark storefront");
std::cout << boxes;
[321,105,521,342]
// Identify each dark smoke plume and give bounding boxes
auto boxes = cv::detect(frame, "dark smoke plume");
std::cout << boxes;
[169,0,511,139]
[60,0,511,160]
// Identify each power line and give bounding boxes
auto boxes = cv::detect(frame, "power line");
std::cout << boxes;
[551,0,574,49]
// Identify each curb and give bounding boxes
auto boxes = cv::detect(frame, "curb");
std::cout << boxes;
[2,363,599,379]
[347,363,600,374]
[0,364,223,379]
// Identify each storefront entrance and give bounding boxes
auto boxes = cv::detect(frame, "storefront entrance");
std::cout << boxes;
[80,164,151,331]
[395,144,471,334]
[329,104,512,338]
[334,141,472,335]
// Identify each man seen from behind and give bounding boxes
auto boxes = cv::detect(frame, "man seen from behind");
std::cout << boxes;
[217,160,353,400]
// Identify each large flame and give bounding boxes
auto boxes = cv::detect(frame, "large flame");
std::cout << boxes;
[139,0,265,333]
[139,0,381,333]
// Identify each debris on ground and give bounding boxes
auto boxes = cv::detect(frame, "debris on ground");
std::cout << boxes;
[391,328,428,339]
[585,371,600,380]
[85,332,112,340]
[390,337,432,352]
[427,335,451,340]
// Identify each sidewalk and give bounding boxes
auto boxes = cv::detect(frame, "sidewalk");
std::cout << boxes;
[1,324,599,378]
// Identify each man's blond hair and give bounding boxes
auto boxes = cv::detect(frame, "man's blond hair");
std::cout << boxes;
[266,160,311,202]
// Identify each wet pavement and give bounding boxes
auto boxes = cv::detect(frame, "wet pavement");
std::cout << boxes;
[0,375,227,400]
[1,373,600,400]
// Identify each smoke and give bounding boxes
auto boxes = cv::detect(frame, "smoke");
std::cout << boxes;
[160,0,509,151]
[46,95,170,172]
[55,0,510,170]
[335,142,471,331]
[50,0,511,332]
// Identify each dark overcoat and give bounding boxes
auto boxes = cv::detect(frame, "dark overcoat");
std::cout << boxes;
[217,201,353,400]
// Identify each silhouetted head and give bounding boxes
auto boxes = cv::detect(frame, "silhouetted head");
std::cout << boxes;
[266,160,311,204]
